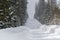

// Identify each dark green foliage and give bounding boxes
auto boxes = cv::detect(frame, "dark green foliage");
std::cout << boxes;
[0,0,28,29]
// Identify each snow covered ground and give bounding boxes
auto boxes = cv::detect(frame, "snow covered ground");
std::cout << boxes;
[0,25,60,40]
[0,26,30,40]
[0,0,60,40]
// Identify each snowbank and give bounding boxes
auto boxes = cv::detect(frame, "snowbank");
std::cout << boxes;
[0,26,30,40]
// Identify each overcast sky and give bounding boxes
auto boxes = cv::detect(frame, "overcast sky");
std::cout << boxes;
[27,0,39,18]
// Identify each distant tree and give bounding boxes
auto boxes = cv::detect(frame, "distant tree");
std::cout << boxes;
[34,0,57,25]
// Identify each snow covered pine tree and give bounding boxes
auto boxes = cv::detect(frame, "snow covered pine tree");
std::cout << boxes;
[0,0,28,29]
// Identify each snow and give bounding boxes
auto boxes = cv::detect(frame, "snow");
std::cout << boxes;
[24,0,60,40]
[0,26,30,40]
[0,25,60,40]
[25,0,41,29]
[0,0,60,40]
[25,18,41,29]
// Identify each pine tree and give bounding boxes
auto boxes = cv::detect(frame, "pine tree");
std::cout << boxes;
[0,0,17,28]
[0,0,28,29]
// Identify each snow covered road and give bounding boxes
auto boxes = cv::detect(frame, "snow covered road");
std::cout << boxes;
[25,18,41,29]
[25,0,41,29]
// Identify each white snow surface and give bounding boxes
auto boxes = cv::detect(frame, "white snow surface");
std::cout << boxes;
[0,26,32,40]
[0,26,60,40]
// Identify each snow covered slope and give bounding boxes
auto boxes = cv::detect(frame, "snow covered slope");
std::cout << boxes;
[0,26,60,40]
[0,26,30,40]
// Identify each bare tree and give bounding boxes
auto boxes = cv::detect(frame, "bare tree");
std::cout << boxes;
[34,0,58,25]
